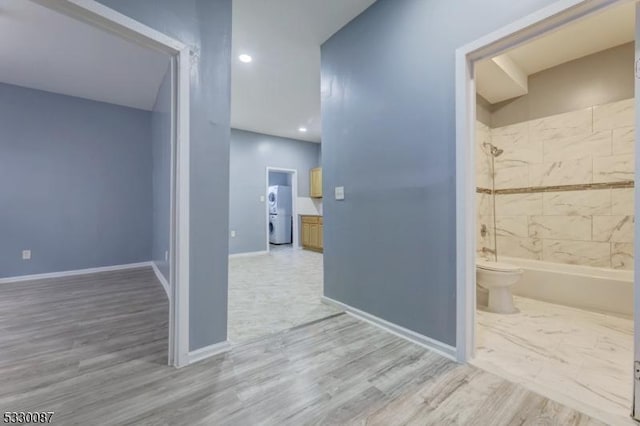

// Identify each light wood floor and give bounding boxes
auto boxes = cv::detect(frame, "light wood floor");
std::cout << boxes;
[0,268,604,425]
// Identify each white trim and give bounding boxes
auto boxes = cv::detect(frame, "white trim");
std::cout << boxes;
[459,0,627,63]
[30,0,186,54]
[173,46,191,368]
[167,56,177,367]
[151,262,170,299]
[27,0,191,368]
[455,0,628,364]
[229,250,269,259]
[321,296,456,361]
[634,4,640,420]
[186,341,231,365]
[455,44,477,364]
[0,262,152,284]
[265,167,299,251]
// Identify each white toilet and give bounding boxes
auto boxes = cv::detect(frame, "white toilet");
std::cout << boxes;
[476,260,523,314]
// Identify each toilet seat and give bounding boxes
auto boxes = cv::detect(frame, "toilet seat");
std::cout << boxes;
[476,260,521,273]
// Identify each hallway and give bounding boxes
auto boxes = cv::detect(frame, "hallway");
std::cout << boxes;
[228,246,339,342]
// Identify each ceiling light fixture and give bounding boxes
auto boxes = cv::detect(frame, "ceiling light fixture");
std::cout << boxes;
[298,127,308,133]
[238,54,253,63]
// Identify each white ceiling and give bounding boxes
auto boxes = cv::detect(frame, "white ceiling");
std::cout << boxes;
[0,0,170,111]
[477,2,635,104]
[232,0,377,143]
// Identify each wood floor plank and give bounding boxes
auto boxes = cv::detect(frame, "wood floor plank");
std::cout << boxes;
[0,268,606,425]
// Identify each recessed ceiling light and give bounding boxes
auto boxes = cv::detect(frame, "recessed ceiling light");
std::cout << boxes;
[298,127,308,133]
[238,54,252,63]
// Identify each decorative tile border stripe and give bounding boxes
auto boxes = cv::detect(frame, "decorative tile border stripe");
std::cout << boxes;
[476,180,634,195]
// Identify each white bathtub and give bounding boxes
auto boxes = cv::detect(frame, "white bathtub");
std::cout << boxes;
[492,257,634,317]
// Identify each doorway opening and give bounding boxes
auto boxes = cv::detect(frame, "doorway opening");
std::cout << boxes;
[457,0,637,423]
[266,167,298,251]
[0,0,191,367]
[227,0,368,348]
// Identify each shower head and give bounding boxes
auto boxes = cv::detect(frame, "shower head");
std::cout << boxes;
[483,142,503,157]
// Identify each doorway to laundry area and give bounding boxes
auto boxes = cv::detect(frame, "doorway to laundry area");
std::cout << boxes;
[266,167,298,251]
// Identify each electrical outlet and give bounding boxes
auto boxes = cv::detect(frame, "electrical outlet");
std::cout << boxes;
[22,250,31,260]
[231,230,236,238]
[260,195,265,202]
[335,186,345,201]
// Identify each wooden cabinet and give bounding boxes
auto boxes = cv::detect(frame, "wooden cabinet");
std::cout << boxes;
[301,215,323,252]
[302,222,311,248]
[310,167,322,198]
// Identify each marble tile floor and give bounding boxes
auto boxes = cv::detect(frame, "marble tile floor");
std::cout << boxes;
[228,246,340,343]
[474,296,634,425]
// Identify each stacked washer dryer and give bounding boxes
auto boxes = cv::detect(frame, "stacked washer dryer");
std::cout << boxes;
[268,185,292,244]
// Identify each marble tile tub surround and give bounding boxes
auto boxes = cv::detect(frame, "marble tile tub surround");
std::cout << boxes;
[475,98,635,269]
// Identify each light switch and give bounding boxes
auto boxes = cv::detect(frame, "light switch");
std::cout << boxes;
[165,251,169,262]
[335,186,345,201]
[22,250,31,260]
[260,195,265,202]
[231,230,236,238]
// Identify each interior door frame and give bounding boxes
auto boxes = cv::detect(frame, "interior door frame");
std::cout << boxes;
[455,0,637,417]
[30,0,192,368]
[634,3,640,417]
[265,167,299,251]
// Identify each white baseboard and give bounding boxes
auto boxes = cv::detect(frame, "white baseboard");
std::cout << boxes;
[229,250,268,258]
[321,296,457,361]
[187,341,230,364]
[151,262,170,299]
[0,262,153,284]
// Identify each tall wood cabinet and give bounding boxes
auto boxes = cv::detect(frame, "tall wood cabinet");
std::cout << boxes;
[310,167,322,198]
[301,215,323,252]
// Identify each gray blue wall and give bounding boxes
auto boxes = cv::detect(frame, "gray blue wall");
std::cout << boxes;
[321,0,557,346]
[0,83,152,278]
[230,129,320,254]
[96,0,232,351]
[151,64,172,282]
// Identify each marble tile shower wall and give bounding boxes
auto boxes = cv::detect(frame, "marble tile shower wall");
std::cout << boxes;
[476,121,496,261]
[476,98,635,269]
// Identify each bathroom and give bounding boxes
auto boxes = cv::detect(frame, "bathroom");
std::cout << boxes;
[472,3,634,423]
